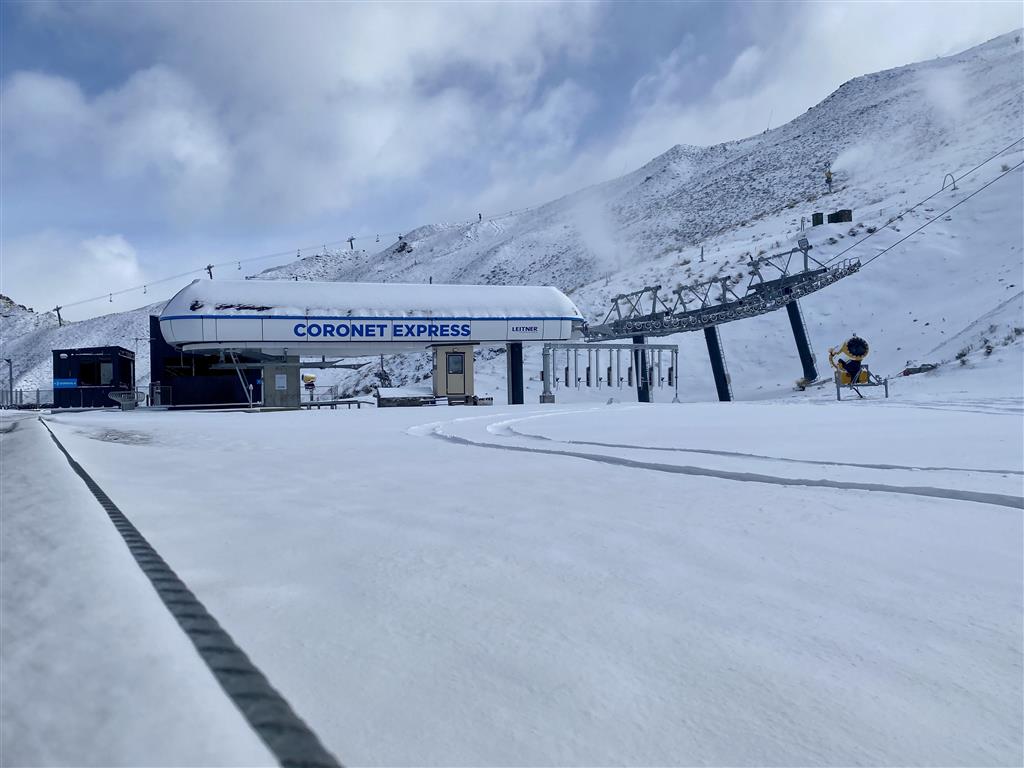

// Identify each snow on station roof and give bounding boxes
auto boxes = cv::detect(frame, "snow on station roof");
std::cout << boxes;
[159,279,584,355]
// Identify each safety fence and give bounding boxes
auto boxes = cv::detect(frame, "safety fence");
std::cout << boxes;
[540,342,680,404]
[1,389,55,408]
[1,385,174,409]
[304,385,341,402]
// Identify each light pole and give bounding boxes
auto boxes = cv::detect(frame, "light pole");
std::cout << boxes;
[132,336,154,365]
[3,358,12,407]
[132,337,154,401]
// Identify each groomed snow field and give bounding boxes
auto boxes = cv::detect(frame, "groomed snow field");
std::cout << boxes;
[3,362,1021,766]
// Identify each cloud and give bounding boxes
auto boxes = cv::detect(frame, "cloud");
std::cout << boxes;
[1,3,604,313]
[916,66,970,128]
[629,34,705,106]
[7,2,601,225]
[2,66,231,219]
[1,0,1019,319]
[621,0,1022,150]
[710,46,765,100]
[98,68,231,213]
[0,70,91,157]
[456,80,599,217]
[0,232,147,319]
[467,0,1021,208]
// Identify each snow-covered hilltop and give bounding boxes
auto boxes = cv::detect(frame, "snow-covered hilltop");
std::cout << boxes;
[0,301,163,392]
[259,31,1022,294]
[0,295,59,341]
[2,31,1022,398]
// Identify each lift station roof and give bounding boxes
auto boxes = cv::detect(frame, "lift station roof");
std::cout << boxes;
[159,279,584,355]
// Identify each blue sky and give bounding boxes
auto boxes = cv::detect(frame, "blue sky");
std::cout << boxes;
[2,0,1020,318]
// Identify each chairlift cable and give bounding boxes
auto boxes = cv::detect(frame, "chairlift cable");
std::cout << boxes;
[860,159,1019,270]
[823,136,1023,266]
[52,202,535,313]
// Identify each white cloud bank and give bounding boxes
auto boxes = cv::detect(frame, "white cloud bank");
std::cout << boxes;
[2,67,231,218]
[508,2,1022,205]
[1,1,1019,317]
[1,232,146,318]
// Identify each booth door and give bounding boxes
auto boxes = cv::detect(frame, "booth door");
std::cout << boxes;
[446,352,466,395]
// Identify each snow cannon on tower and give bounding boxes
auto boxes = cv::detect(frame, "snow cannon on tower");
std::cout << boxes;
[829,335,888,400]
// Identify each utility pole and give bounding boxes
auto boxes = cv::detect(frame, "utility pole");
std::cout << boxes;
[53,306,63,326]
[3,358,12,407]
[347,237,355,250]
[205,264,214,279]
[133,336,153,362]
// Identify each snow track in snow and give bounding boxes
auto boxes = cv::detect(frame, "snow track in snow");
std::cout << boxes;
[420,409,1024,509]
[502,424,1024,476]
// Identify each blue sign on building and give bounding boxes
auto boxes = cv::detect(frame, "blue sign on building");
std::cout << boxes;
[53,378,78,389]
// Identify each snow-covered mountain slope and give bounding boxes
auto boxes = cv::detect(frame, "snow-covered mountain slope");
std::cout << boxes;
[0,295,59,346]
[0,296,61,390]
[282,30,1024,400]
[2,31,1022,401]
[0,302,164,392]
[260,31,1022,293]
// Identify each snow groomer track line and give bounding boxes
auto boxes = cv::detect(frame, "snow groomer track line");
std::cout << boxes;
[422,411,1024,510]
[37,418,343,768]
[500,425,1024,476]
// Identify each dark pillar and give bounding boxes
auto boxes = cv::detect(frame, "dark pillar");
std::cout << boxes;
[507,342,524,405]
[704,325,732,402]
[632,335,650,403]
[786,300,818,383]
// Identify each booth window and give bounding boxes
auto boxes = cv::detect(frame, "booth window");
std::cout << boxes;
[75,359,115,386]
[78,361,100,386]
[447,354,464,375]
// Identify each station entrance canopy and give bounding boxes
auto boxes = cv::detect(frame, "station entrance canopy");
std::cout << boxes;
[159,279,585,355]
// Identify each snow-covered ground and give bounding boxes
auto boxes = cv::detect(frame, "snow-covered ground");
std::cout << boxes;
[5,359,1019,766]
[2,30,1022,767]
[0,412,273,767]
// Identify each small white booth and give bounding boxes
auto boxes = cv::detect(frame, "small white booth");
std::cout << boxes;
[432,344,474,398]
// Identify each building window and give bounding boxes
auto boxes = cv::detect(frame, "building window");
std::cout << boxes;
[446,354,464,375]
[79,361,100,386]
[100,362,114,386]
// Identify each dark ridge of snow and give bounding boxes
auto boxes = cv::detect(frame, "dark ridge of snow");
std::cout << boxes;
[1,294,37,314]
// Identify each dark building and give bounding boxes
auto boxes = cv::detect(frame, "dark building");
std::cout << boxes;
[52,346,135,408]
[148,315,261,407]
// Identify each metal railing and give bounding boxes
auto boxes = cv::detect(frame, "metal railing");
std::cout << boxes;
[0,388,55,408]
[0,386,170,409]
[304,385,340,402]
[149,384,173,407]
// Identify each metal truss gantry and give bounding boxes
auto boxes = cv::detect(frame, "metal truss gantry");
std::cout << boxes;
[580,243,861,401]
[586,245,859,340]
